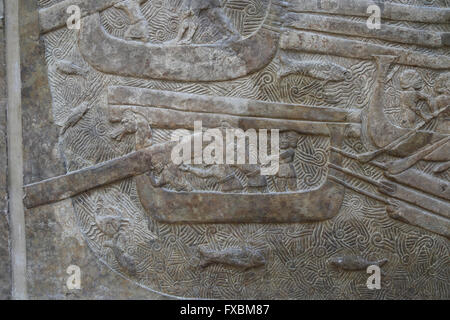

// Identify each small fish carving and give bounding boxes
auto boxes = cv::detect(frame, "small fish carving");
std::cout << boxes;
[278,56,351,82]
[198,246,266,270]
[61,102,91,134]
[328,256,388,271]
[56,60,88,77]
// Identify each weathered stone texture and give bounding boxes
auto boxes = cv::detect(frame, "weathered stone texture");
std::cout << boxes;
[22,0,167,299]
[0,0,11,300]
[20,0,66,185]
[26,200,167,299]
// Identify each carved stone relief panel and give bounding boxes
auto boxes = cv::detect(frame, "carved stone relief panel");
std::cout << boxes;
[21,0,450,299]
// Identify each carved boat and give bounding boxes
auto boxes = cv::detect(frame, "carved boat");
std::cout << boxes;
[135,125,346,224]
[78,12,279,82]
[355,55,450,237]
[106,87,355,223]
[363,55,448,157]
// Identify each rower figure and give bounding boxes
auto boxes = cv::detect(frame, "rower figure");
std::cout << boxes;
[398,70,433,127]
[334,55,449,175]
[428,72,450,173]
[173,0,240,44]
[429,72,450,134]
[383,71,450,174]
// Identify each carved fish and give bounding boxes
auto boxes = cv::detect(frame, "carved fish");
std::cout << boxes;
[61,102,91,134]
[56,60,88,77]
[328,256,388,271]
[198,247,266,270]
[278,57,350,82]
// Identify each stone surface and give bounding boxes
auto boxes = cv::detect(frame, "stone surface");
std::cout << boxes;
[0,0,11,300]
[26,200,168,299]
[11,0,450,299]
[21,0,166,299]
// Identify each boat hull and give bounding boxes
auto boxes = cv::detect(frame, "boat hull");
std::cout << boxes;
[136,125,346,223]
[78,14,279,82]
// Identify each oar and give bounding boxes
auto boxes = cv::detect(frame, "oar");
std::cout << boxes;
[289,0,450,24]
[434,161,450,174]
[386,135,450,174]
[24,132,203,209]
[286,13,449,48]
[329,164,450,238]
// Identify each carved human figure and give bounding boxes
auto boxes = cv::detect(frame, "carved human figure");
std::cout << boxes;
[429,72,450,173]
[343,56,448,169]
[173,6,198,44]
[430,72,450,134]
[274,131,300,191]
[173,0,240,44]
[119,109,138,137]
[111,110,152,149]
[219,122,266,191]
[114,0,149,42]
[382,71,450,174]
[179,164,244,192]
[235,163,267,192]
[94,197,136,275]
[148,153,194,192]
[94,197,129,239]
[104,235,137,276]
[398,70,433,128]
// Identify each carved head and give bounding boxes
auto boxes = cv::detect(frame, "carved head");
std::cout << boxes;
[434,72,450,95]
[280,131,300,149]
[150,153,167,173]
[121,110,138,134]
[399,70,423,90]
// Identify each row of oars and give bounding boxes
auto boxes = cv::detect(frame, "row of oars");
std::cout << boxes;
[327,146,450,239]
